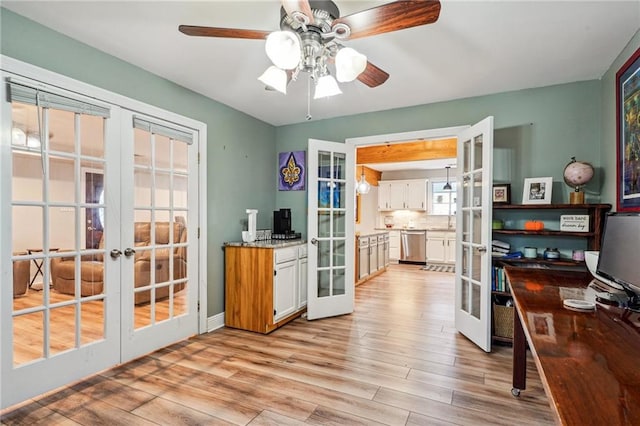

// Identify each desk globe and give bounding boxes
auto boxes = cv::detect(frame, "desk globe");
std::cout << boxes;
[563,157,594,204]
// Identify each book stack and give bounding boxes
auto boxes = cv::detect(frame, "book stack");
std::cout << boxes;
[492,239,510,257]
[492,264,510,292]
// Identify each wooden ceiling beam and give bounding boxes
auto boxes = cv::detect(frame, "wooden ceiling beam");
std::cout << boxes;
[356,138,456,164]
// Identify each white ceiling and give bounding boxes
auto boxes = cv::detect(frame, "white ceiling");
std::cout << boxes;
[3,1,639,128]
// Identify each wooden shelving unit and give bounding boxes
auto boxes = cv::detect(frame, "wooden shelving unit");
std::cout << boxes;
[490,203,611,345]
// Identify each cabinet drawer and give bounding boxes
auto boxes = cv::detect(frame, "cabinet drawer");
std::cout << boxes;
[275,247,298,264]
[298,245,307,258]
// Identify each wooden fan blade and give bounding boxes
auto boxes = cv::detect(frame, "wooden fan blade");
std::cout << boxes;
[281,0,315,24]
[179,25,270,40]
[357,61,390,88]
[333,0,441,40]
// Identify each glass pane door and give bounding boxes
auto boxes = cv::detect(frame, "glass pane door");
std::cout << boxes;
[307,139,354,320]
[2,79,119,408]
[120,113,198,360]
[455,117,494,352]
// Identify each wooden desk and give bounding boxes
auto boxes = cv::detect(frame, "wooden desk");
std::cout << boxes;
[506,267,640,425]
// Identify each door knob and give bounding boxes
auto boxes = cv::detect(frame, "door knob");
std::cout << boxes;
[477,246,487,253]
[110,249,122,259]
[310,238,318,245]
[124,248,136,257]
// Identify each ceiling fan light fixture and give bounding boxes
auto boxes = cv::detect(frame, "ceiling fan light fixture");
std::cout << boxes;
[258,66,288,94]
[335,47,367,83]
[265,30,301,70]
[314,74,342,99]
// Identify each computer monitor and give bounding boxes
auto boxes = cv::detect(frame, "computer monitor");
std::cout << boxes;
[597,213,640,308]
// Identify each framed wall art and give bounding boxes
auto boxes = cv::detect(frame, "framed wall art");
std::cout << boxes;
[522,177,552,205]
[278,151,306,191]
[492,183,511,204]
[616,46,640,212]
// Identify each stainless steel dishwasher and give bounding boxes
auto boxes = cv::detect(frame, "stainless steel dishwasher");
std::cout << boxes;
[400,230,426,264]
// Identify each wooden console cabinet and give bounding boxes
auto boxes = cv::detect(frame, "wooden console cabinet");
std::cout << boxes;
[224,242,307,334]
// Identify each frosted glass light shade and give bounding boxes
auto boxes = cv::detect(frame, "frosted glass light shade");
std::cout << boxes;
[335,47,367,82]
[314,75,342,99]
[356,175,371,194]
[258,66,288,94]
[265,31,301,70]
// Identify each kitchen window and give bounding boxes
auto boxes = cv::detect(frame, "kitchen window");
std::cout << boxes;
[430,180,457,215]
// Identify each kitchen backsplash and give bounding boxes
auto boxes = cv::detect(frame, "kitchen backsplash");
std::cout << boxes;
[377,211,454,230]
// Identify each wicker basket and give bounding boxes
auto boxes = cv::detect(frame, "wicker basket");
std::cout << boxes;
[493,304,514,339]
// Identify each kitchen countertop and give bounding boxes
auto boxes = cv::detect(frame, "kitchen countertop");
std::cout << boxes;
[224,240,305,249]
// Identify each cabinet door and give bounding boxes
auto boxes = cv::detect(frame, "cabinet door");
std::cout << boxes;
[389,182,406,209]
[378,182,391,210]
[377,238,385,269]
[369,242,378,273]
[405,180,427,210]
[426,233,446,263]
[298,256,308,309]
[389,231,401,260]
[274,260,297,322]
[445,232,457,263]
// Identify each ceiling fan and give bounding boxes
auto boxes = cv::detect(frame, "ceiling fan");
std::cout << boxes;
[179,0,441,101]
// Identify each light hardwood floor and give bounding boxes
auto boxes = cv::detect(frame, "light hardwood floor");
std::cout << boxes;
[2,264,554,425]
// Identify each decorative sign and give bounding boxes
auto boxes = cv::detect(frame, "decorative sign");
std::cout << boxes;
[560,215,589,232]
[278,151,305,191]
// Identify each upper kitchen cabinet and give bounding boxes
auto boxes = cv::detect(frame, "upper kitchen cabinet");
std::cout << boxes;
[378,179,427,211]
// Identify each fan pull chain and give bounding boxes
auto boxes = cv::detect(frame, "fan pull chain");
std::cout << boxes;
[306,74,312,121]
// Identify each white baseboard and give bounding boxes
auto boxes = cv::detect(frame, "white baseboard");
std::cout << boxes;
[206,312,225,333]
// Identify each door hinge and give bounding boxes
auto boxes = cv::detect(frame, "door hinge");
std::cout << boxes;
[198,227,200,238]
[197,152,200,164]
[274,309,277,316]
[197,301,200,312]
[274,270,277,276]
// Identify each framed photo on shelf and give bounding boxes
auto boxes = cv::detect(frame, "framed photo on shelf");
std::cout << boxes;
[616,46,640,212]
[492,184,511,204]
[522,177,553,205]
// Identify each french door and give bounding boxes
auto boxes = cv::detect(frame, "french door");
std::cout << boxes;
[454,117,494,352]
[306,139,355,320]
[1,74,199,408]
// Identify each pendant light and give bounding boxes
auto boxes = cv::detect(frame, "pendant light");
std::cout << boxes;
[443,166,452,191]
[356,165,371,195]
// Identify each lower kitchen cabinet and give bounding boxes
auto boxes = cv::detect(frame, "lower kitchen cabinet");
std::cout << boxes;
[356,232,389,286]
[389,230,400,261]
[426,231,456,264]
[225,242,307,333]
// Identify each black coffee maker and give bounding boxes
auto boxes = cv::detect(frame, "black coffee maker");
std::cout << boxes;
[273,208,292,235]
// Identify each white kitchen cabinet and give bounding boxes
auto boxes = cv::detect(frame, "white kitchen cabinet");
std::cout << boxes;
[378,182,392,210]
[405,180,427,210]
[369,236,378,274]
[389,230,401,261]
[445,233,456,264]
[274,247,298,322]
[378,179,427,211]
[426,231,456,264]
[298,245,308,309]
[377,234,386,270]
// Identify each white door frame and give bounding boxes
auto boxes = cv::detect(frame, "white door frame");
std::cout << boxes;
[0,56,208,409]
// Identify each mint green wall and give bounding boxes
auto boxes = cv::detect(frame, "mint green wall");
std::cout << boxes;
[601,29,640,211]
[0,9,277,316]
[276,81,603,236]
